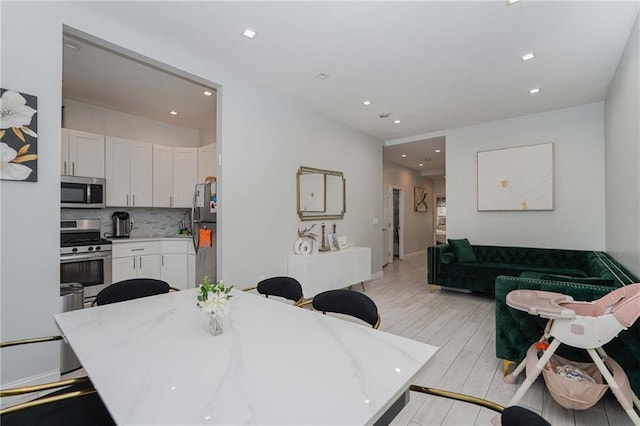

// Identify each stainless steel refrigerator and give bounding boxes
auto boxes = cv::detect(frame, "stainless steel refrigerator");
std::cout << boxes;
[191,182,217,284]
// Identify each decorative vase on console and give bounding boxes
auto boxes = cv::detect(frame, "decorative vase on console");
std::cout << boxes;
[196,277,233,336]
[295,224,318,255]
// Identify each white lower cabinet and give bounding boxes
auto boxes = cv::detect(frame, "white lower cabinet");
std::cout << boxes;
[160,241,188,290]
[112,241,161,283]
[113,239,192,288]
[187,243,196,289]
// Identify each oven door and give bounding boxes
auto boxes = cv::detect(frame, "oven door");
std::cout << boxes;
[60,252,112,306]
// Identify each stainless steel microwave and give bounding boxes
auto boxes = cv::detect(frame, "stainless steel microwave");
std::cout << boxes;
[61,176,106,208]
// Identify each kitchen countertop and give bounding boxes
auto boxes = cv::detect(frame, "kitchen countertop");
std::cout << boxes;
[110,235,192,243]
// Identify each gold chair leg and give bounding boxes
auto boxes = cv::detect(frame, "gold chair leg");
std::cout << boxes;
[503,360,515,376]
[361,282,365,292]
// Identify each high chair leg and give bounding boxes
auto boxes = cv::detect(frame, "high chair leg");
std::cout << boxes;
[587,348,640,426]
[507,338,560,407]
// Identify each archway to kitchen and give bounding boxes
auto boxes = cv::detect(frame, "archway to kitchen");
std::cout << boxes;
[60,26,222,300]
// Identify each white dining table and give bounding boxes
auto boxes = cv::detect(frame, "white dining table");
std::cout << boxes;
[54,289,438,425]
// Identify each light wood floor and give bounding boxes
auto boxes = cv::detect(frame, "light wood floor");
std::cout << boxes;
[360,253,633,426]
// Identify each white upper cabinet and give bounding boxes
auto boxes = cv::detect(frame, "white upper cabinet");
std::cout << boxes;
[130,141,153,207]
[61,129,105,178]
[152,145,173,207]
[105,137,153,207]
[198,144,217,183]
[172,148,198,208]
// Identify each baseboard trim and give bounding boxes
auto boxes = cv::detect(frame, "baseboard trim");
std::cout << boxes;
[371,271,384,280]
[404,249,426,258]
[1,369,60,408]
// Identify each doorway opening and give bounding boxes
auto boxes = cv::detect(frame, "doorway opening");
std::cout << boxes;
[384,185,404,265]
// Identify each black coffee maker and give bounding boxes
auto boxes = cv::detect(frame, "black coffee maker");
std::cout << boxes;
[112,211,132,238]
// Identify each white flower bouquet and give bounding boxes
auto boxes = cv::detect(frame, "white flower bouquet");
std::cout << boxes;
[196,276,233,318]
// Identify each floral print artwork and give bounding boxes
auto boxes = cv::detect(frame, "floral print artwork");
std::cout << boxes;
[0,89,38,182]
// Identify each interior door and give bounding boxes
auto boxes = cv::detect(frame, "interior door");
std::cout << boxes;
[382,185,392,266]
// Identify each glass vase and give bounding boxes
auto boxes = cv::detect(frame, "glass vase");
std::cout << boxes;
[207,315,223,336]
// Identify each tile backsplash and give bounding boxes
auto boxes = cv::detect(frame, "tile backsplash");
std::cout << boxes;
[61,207,190,238]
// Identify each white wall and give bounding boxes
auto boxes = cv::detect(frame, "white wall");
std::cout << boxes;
[0,3,63,384]
[0,2,382,385]
[383,161,434,255]
[605,13,640,277]
[446,102,606,250]
[63,98,200,147]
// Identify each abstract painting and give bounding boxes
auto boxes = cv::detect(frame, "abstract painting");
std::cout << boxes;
[0,89,38,182]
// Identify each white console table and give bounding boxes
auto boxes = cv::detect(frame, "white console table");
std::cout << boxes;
[287,246,372,297]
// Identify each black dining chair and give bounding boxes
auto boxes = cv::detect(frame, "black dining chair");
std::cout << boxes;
[93,278,180,306]
[409,385,551,426]
[309,289,381,329]
[243,276,305,306]
[0,336,115,425]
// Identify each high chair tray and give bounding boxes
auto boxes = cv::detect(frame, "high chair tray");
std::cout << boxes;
[506,290,576,319]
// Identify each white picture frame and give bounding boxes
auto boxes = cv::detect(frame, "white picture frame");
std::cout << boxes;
[477,143,554,211]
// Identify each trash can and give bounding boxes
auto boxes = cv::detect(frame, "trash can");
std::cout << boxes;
[60,283,84,374]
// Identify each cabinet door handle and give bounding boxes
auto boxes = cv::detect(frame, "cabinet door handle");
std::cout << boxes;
[131,248,144,252]
[63,161,67,175]
[139,257,142,269]
[169,196,173,207]
[133,257,136,270]
[162,254,165,267]
[72,162,75,176]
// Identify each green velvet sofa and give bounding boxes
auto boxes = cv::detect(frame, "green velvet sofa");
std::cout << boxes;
[427,243,620,295]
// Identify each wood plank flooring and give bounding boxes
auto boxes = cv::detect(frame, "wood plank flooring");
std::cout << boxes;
[359,253,633,426]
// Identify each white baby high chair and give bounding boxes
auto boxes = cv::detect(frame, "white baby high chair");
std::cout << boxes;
[502,283,640,425]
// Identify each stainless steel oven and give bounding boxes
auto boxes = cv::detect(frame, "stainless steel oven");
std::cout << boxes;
[60,219,112,306]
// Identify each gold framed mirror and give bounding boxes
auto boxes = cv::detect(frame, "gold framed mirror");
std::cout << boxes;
[297,166,346,221]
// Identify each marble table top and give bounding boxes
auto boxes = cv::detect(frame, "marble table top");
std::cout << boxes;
[55,289,437,425]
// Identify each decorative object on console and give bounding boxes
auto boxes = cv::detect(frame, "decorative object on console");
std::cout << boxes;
[327,233,340,251]
[319,223,330,252]
[414,187,428,212]
[196,277,233,336]
[0,89,38,182]
[337,235,348,249]
[477,143,553,211]
[295,224,317,255]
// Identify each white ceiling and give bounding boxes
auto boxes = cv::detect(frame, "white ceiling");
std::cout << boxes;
[69,1,639,175]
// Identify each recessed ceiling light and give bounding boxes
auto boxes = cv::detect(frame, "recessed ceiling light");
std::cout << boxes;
[393,120,401,124]
[435,149,441,153]
[401,154,407,158]
[203,91,213,97]
[363,100,372,106]
[64,42,80,51]
[316,73,329,80]
[506,0,520,5]
[520,52,536,62]
[242,28,257,39]
[419,163,424,167]
[529,88,541,95]
[169,111,178,115]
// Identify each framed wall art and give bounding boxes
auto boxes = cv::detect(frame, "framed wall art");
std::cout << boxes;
[414,186,428,212]
[0,88,38,182]
[477,143,553,211]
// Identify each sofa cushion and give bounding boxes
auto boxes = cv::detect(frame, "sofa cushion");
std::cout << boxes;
[440,252,456,264]
[541,274,618,287]
[448,239,478,263]
[520,271,617,287]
